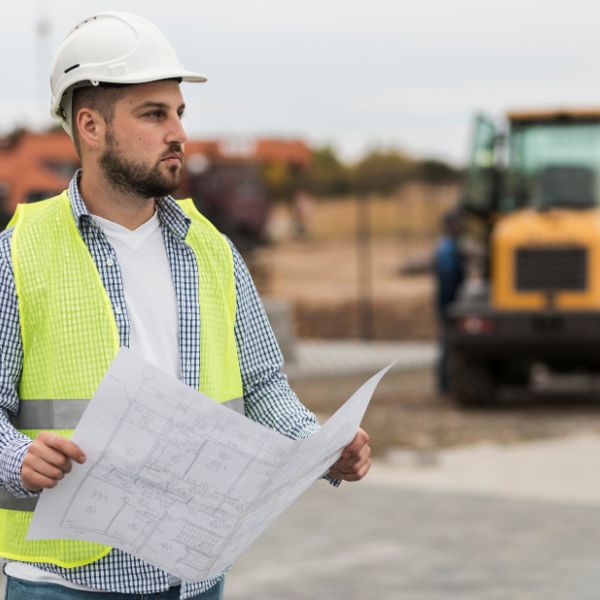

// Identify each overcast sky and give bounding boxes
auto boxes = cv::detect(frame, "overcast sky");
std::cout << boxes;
[2,0,600,164]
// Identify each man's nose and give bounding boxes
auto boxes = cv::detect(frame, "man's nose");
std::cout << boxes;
[166,115,188,145]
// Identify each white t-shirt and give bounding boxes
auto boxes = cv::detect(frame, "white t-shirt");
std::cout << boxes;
[94,210,180,379]
[6,210,182,589]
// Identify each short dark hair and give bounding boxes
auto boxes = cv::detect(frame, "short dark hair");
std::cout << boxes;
[71,84,128,155]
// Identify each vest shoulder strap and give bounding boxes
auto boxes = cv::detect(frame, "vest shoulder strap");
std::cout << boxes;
[7,193,68,231]
[176,198,231,252]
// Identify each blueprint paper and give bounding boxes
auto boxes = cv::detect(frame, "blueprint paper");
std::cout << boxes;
[27,348,395,581]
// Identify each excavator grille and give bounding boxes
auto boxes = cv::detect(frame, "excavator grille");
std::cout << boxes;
[515,246,587,291]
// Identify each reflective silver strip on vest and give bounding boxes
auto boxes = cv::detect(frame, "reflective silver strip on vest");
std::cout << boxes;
[0,490,39,511]
[224,397,244,415]
[11,399,90,430]
[1,396,245,511]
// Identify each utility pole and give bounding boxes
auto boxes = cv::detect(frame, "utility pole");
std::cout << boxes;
[356,193,374,339]
[35,0,51,128]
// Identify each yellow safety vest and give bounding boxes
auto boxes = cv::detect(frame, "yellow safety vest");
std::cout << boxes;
[0,192,243,567]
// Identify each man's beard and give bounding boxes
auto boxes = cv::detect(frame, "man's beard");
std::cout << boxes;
[100,130,183,198]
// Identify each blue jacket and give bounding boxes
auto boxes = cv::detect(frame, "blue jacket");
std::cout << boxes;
[433,236,464,317]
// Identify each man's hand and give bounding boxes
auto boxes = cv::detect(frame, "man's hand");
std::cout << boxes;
[21,431,86,492]
[328,427,371,482]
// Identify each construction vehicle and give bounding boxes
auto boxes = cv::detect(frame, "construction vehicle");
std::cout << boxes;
[448,108,600,405]
[182,158,269,256]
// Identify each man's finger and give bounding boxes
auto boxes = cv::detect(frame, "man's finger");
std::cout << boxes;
[23,454,66,481]
[339,463,371,482]
[337,442,371,468]
[341,428,369,458]
[38,433,86,463]
[329,446,371,479]
[338,452,371,476]
[21,468,60,491]
[331,455,372,481]
[27,444,73,472]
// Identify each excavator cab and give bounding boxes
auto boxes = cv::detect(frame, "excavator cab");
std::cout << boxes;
[462,114,500,215]
[503,110,600,212]
[448,109,600,406]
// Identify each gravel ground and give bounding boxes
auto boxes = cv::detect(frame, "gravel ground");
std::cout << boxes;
[292,367,600,456]
[251,236,438,340]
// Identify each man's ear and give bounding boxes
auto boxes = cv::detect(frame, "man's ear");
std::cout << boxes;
[75,108,106,151]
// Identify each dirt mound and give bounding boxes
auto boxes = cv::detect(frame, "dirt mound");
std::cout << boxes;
[294,297,436,340]
[251,236,438,340]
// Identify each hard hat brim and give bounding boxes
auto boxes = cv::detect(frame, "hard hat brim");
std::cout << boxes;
[53,71,207,137]
[69,68,208,91]
[52,69,207,115]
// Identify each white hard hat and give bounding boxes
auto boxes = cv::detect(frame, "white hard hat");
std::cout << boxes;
[50,11,207,137]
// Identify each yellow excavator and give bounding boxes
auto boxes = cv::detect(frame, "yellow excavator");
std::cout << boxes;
[448,108,600,405]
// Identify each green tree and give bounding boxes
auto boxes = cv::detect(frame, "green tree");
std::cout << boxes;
[258,143,462,201]
[418,159,462,184]
[351,149,418,194]
[304,145,349,196]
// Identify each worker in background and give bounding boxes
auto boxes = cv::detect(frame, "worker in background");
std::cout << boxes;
[433,209,465,394]
[0,12,371,600]
[291,191,314,239]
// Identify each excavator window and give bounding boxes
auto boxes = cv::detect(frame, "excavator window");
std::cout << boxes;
[504,122,600,210]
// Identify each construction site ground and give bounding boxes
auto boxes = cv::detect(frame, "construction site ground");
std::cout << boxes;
[227,433,600,599]
[292,361,600,456]
[254,236,437,340]
[252,216,600,454]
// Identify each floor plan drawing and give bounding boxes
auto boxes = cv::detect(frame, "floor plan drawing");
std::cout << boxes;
[27,349,393,581]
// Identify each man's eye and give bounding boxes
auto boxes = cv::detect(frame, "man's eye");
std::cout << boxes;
[145,111,164,118]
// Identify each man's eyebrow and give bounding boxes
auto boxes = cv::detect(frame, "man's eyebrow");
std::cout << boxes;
[134,101,186,112]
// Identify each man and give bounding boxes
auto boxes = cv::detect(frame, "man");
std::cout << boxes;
[0,11,370,600]
[433,209,465,393]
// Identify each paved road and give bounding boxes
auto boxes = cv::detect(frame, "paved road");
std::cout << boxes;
[286,340,436,380]
[226,436,600,600]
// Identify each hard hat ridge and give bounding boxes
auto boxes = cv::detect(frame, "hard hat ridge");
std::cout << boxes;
[50,11,207,137]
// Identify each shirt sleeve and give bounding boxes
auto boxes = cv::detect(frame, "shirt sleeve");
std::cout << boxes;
[0,228,37,497]
[227,240,341,486]
[228,239,320,439]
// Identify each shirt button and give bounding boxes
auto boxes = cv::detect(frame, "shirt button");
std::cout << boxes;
[106,258,115,267]
[114,306,122,315]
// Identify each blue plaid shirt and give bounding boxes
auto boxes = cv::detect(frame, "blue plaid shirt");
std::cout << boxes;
[0,173,321,598]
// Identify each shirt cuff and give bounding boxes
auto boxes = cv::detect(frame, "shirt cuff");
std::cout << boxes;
[0,437,39,498]
[296,424,342,486]
[323,473,342,487]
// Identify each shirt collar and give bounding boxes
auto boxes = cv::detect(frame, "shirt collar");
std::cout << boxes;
[67,169,192,240]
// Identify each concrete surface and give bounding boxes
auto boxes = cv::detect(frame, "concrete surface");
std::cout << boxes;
[374,433,600,507]
[226,434,600,599]
[286,340,436,380]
